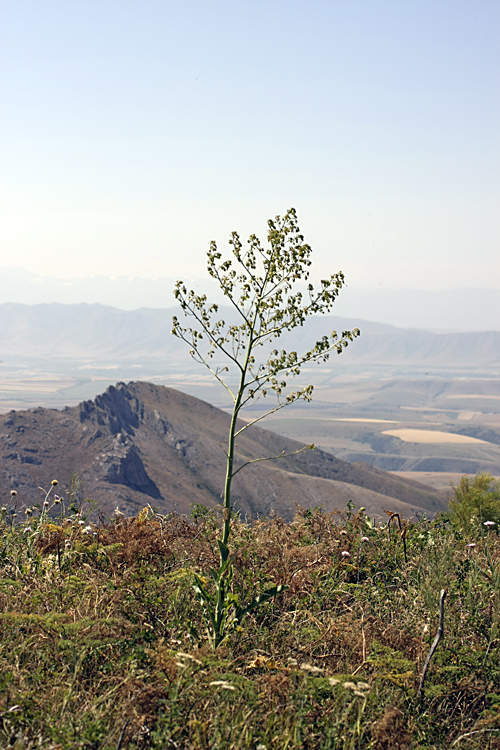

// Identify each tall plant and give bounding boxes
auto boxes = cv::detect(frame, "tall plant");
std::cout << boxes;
[172,208,360,646]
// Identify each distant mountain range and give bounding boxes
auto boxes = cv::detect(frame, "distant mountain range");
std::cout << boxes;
[1,267,499,331]
[1,303,499,374]
[0,381,445,519]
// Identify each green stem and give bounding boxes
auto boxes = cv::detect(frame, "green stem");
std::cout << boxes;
[220,299,264,549]
[221,354,250,547]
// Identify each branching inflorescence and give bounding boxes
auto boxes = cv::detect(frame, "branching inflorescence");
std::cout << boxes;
[172,208,360,646]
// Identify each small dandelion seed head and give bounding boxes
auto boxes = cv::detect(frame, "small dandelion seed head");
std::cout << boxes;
[10,490,17,496]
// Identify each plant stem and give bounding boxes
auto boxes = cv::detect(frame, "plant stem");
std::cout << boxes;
[418,588,447,697]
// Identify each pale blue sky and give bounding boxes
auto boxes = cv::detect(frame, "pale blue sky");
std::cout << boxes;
[1,0,499,289]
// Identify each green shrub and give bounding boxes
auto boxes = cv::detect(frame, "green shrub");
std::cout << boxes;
[448,472,500,534]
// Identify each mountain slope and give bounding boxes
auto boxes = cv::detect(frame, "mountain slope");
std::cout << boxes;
[0,381,445,519]
[1,303,499,369]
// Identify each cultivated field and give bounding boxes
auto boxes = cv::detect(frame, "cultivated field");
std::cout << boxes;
[1,354,499,483]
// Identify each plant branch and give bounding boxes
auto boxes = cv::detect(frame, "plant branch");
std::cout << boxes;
[230,444,315,478]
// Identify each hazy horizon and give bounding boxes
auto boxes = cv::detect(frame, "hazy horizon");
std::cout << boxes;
[2,265,500,291]
[1,266,500,331]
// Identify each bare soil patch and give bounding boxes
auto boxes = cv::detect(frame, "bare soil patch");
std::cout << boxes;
[382,428,489,445]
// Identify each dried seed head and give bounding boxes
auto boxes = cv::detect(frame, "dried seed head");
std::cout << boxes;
[300,663,323,674]
[357,681,371,690]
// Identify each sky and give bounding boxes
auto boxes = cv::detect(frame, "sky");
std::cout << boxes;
[1,0,499,290]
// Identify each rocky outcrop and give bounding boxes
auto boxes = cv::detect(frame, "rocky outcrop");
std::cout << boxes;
[80,383,140,435]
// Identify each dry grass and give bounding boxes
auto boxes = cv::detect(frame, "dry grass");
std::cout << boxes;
[0,500,499,749]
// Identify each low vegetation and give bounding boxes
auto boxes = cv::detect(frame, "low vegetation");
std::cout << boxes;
[1,475,499,749]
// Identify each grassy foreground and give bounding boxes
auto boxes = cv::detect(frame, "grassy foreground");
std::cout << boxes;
[1,497,499,749]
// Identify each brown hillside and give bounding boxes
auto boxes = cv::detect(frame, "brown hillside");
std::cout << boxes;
[0,381,445,519]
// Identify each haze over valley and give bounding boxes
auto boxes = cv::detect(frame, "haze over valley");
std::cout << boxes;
[1,301,498,510]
